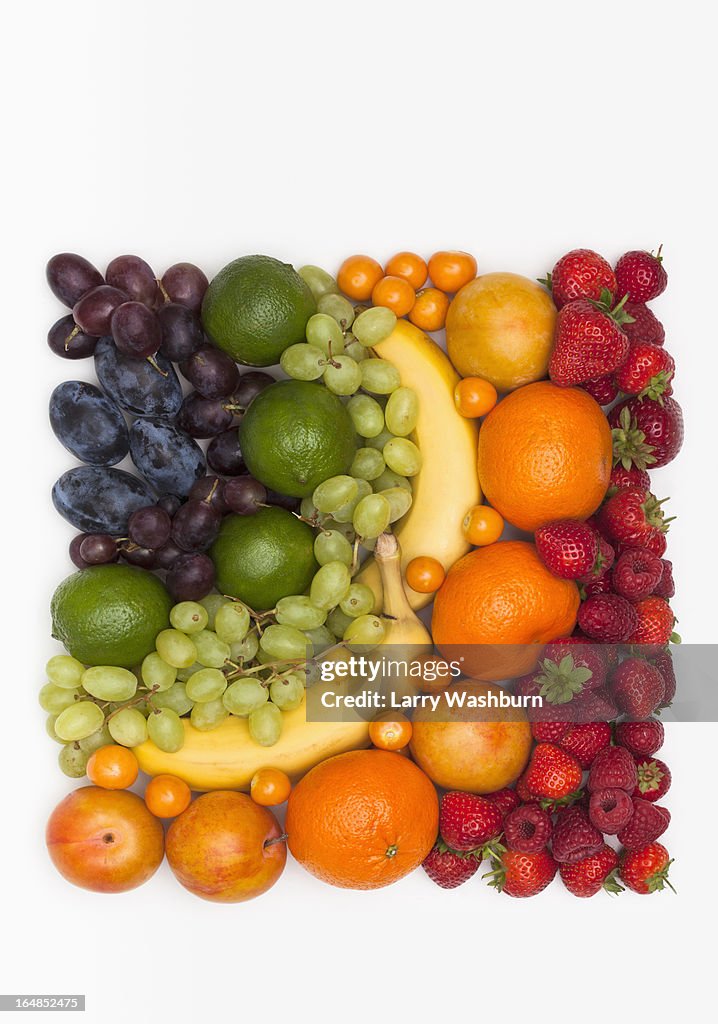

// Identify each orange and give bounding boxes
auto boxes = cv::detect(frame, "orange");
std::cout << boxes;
[462,504,504,546]
[405,555,445,593]
[431,540,579,679]
[385,252,428,290]
[369,715,413,751]
[86,745,139,790]
[371,275,416,317]
[477,381,612,532]
[285,749,438,889]
[409,288,450,332]
[446,272,556,392]
[337,255,383,301]
[144,774,192,818]
[428,250,477,292]
[250,768,292,806]
[454,377,498,418]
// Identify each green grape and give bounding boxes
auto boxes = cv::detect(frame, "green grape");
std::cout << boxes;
[79,723,113,754]
[321,518,356,541]
[190,698,229,732]
[360,358,401,394]
[314,530,353,568]
[185,668,227,703]
[300,496,320,521]
[317,292,355,330]
[372,468,412,492]
[365,428,396,454]
[276,595,328,629]
[312,475,358,514]
[170,601,209,634]
[350,447,385,481]
[353,306,397,346]
[280,343,326,381]
[255,647,276,666]
[303,625,335,655]
[340,583,376,618]
[269,673,305,711]
[141,652,177,693]
[248,702,283,747]
[332,478,371,523]
[58,743,89,779]
[223,678,268,716]
[156,629,198,669]
[199,593,231,629]
[55,700,105,742]
[385,387,419,437]
[298,265,339,301]
[45,715,63,744]
[46,654,85,690]
[147,708,185,753]
[260,624,309,661]
[230,630,259,663]
[310,561,352,610]
[193,630,231,669]
[327,606,354,638]
[352,493,391,538]
[151,681,194,716]
[39,683,80,714]
[381,486,414,523]
[306,313,345,356]
[215,602,251,644]
[343,614,386,650]
[383,437,423,477]
[81,666,137,702]
[347,394,384,438]
[176,661,204,682]
[344,336,368,363]
[108,707,148,747]
[323,355,362,396]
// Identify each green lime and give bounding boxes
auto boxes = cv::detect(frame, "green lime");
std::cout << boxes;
[240,380,356,498]
[51,565,172,668]
[201,255,316,366]
[210,506,318,611]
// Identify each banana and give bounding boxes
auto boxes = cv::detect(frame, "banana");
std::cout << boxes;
[355,319,481,610]
[134,534,428,791]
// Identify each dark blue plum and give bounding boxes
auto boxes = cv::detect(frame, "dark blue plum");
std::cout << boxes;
[94,335,183,419]
[52,467,156,534]
[129,418,206,497]
[49,381,129,467]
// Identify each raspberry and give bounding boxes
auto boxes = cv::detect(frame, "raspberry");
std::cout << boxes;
[588,745,638,793]
[484,788,522,819]
[504,804,553,854]
[612,548,664,601]
[589,787,635,834]
[578,593,639,642]
[622,303,665,347]
[559,722,611,768]
[652,559,675,599]
[551,806,604,864]
[615,718,664,757]
[617,798,671,850]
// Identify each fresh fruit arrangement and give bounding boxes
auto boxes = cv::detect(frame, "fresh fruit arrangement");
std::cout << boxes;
[42,245,680,902]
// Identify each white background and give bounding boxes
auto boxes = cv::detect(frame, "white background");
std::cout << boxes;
[2,1,717,1021]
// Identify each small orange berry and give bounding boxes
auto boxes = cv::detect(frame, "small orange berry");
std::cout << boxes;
[385,252,428,290]
[428,251,477,293]
[409,287,450,332]
[462,505,504,546]
[250,768,292,806]
[405,555,446,593]
[337,255,383,301]
[145,774,192,817]
[369,716,413,751]
[371,275,416,317]
[454,377,499,418]
[87,744,139,790]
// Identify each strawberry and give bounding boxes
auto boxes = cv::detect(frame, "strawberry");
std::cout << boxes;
[484,788,522,819]
[619,842,674,894]
[541,249,617,309]
[559,722,611,769]
[581,573,614,597]
[588,787,635,833]
[551,805,604,864]
[616,529,667,559]
[653,558,675,599]
[515,770,533,803]
[617,798,670,849]
[525,743,583,802]
[503,804,553,853]
[439,791,503,852]
[577,593,638,642]
[609,464,651,493]
[530,651,603,707]
[614,342,675,401]
[545,637,608,681]
[531,720,571,742]
[574,686,619,722]
[598,487,669,548]
[549,294,632,386]
[422,841,481,889]
[580,374,619,406]
[610,656,665,718]
[535,520,600,580]
[560,844,622,897]
[612,547,664,601]
[588,744,638,792]
[615,248,668,303]
[652,649,676,706]
[610,397,684,469]
[627,596,675,648]
[622,302,665,347]
[484,848,557,897]
[615,718,664,757]
[633,755,671,803]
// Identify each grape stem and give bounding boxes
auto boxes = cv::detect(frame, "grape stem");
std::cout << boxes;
[146,355,169,378]
[64,323,80,351]
[104,684,160,723]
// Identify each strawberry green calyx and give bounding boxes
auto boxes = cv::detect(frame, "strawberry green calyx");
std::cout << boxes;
[483,856,507,891]
[537,272,553,290]
[602,870,625,896]
[538,790,583,812]
[537,654,593,705]
[638,369,673,403]
[434,838,486,862]
[645,859,676,894]
[588,290,635,326]
[612,406,657,470]
[637,760,666,796]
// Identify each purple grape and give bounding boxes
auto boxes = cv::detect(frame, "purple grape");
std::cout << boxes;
[47,253,103,307]
[158,303,204,362]
[233,371,275,409]
[180,345,240,400]
[128,505,172,549]
[176,393,234,438]
[266,490,301,512]
[223,476,267,515]
[73,285,128,336]
[160,263,209,313]
[106,255,159,308]
[79,534,118,565]
[121,544,158,568]
[189,476,230,514]
[157,493,182,517]
[69,533,90,569]
[47,314,98,360]
[167,553,215,601]
[207,428,244,476]
[111,302,161,359]
[172,499,221,551]
[156,540,184,570]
